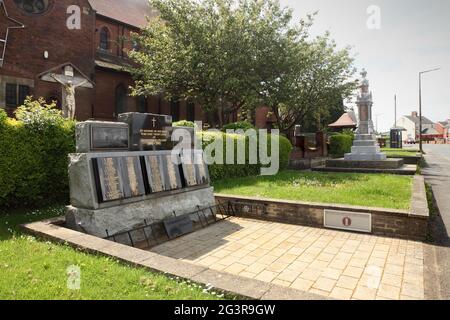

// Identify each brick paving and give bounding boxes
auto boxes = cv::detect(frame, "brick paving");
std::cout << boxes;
[150,217,425,300]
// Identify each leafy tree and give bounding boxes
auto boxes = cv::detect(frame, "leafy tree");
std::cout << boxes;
[129,0,357,132]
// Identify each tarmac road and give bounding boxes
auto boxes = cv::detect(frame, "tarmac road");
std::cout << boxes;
[422,144,450,299]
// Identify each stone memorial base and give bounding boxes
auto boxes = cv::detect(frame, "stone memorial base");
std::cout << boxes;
[327,158,404,169]
[344,134,387,161]
[312,158,416,175]
[66,187,216,238]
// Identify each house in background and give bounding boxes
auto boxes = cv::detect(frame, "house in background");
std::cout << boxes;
[436,120,450,142]
[396,111,435,142]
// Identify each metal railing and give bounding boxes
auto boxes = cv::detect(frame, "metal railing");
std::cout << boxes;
[104,201,237,249]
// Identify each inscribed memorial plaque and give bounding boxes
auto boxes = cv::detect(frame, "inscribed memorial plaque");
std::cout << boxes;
[144,155,165,193]
[194,152,209,185]
[162,154,182,191]
[118,113,172,151]
[95,157,125,202]
[182,162,197,187]
[121,156,146,198]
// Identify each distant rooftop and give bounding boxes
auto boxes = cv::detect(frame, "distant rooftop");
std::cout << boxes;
[328,111,357,129]
[403,111,434,125]
[89,0,157,28]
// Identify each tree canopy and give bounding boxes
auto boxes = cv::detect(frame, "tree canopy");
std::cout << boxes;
[129,0,357,133]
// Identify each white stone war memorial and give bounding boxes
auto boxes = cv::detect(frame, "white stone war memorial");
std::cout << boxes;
[316,69,417,175]
[344,69,387,161]
[65,113,217,247]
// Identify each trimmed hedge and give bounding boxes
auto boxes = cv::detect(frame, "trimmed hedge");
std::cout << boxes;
[201,131,292,181]
[0,102,75,208]
[329,134,353,156]
[0,101,292,207]
[173,120,195,128]
[222,121,255,132]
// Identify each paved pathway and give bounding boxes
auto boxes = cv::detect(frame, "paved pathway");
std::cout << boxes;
[422,145,450,299]
[151,217,424,300]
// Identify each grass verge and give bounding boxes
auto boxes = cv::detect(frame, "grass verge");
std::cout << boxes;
[0,206,222,300]
[381,148,421,158]
[213,171,413,210]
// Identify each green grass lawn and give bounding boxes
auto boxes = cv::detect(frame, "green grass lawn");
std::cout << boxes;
[0,206,222,300]
[381,148,420,157]
[213,171,413,210]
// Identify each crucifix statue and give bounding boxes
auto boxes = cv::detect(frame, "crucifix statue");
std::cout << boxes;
[39,64,94,119]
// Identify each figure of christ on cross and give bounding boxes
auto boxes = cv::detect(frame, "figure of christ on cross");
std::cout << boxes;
[50,73,89,120]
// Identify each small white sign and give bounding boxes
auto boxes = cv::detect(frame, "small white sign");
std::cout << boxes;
[324,210,372,233]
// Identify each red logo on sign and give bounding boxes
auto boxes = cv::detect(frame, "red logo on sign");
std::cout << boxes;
[342,217,352,227]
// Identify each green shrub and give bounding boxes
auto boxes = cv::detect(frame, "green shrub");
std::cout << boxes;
[277,135,293,170]
[173,120,196,128]
[0,98,75,208]
[0,108,7,123]
[329,134,353,156]
[222,121,255,132]
[200,131,292,181]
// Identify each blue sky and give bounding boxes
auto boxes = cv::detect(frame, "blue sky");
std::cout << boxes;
[280,0,450,131]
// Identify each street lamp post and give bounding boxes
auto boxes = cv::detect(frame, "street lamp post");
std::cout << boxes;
[419,68,440,153]
[375,113,383,134]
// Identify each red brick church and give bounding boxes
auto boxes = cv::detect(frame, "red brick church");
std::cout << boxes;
[0,0,206,122]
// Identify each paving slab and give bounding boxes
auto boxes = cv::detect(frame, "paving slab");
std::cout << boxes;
[149,217,425,300]
[22,218,315,300]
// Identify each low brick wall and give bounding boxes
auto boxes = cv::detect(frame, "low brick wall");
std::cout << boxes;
[215,176,429,240]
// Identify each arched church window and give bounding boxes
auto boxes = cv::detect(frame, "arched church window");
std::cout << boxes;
[115,84,127,117]
[99,27,110,51]
[137,96,147,113]
[14,0,50,15]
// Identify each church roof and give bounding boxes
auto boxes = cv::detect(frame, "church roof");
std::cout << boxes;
[328,112,357,128]
[88,0,157,28]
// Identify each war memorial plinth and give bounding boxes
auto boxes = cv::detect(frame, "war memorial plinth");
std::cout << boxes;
[65,113,215,240]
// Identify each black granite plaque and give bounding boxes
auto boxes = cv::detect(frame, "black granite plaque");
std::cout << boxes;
[118,113,172,151]
[161,154,183,191]
[182,162,198,187]
[180,151,210,187]
[163,215,194,239]
[144,155,165,193]
[91,126,129,150]
[95,157,125,202]
[194,152,209,185]
[120,156,146,198]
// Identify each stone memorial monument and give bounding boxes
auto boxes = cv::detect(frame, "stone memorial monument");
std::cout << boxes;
[314,69,413,174]
[65,113,215,240]
[344,69,387,161]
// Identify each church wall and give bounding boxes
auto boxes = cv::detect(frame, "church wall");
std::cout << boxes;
[0,0,95,115]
